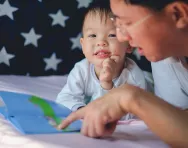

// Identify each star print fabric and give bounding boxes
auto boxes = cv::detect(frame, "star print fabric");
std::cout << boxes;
[0,0,151,76]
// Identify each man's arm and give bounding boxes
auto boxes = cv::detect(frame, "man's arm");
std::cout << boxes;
[59,84,188,147]
[126,88,188,147]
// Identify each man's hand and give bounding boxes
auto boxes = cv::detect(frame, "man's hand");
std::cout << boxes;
[58,84,140,138]
[99,56,120,90]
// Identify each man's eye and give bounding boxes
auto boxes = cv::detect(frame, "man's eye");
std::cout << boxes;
[109,34,116,37]
[109,13,116,22]
[125,22,132,26]
[88,34,96,38]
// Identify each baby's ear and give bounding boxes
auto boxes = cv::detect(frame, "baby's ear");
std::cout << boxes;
[80,38,83,46]
[80,38,85,54]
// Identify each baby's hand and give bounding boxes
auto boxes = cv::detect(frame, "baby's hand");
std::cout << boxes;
[99,56,120,90]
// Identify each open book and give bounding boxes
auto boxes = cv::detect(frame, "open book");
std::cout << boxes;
[0,91,82,134]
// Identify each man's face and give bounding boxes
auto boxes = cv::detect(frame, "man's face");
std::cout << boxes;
[110,0,186,62]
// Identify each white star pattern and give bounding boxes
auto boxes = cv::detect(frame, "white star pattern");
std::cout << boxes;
[70,33,82,50]
[76,0,92,9]
[0,0,150,76]
[133,48,142,60]
[21,28,42,47]
[0,47,15,66]
[43,53,62,71]
[0,0,18,20]
[49,10,69,27]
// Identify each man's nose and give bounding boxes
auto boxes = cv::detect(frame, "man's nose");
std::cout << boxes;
[116,28,131,42]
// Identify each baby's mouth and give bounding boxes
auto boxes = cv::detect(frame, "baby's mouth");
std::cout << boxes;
[94,50,111,58]
[95,51,110,56]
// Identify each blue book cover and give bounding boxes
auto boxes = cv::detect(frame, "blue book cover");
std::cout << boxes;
[0,91,82,134]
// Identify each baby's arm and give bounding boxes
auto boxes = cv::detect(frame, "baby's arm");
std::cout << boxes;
[56,64,86,111]
[127,58,147,90]
[120,58,147,120]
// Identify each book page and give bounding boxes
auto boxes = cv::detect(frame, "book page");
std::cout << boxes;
[0,91,82,134]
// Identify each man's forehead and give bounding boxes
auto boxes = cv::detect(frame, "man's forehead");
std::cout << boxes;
[110,0,130,18]
[110,0,125,5]
[110,0,124,2]
[110,0,127,12]
[110,1,149,18]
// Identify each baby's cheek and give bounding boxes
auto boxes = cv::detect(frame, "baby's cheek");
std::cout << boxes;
[113,48,118,55]
[114,45,126,55]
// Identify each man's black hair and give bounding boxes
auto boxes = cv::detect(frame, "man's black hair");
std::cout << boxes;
[124,0,188,11]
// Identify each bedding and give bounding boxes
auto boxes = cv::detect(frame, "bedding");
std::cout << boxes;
[0,75,168,148]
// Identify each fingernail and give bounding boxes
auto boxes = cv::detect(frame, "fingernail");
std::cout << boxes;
[57,124,62,130]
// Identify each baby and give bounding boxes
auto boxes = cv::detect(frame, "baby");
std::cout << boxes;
[56,1,146,120]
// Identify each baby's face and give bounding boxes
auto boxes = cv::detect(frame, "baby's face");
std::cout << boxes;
[80,12,129,68]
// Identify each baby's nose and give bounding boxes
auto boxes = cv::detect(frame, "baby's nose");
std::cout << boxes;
[97,41,107,46]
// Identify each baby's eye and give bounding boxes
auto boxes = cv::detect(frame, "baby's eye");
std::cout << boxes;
[109,34,116,37]
[88,34,96,38]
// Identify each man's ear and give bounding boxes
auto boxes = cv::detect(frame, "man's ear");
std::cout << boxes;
[166,2,188,29]
[80,38,85,55]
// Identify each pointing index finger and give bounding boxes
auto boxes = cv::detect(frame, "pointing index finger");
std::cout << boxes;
[58,108,85,129]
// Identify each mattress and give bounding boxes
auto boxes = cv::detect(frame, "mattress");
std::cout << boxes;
[0,75,168,148]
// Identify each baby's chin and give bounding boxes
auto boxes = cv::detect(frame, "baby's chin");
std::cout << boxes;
[95,63,103,68]
[92,60,104,68]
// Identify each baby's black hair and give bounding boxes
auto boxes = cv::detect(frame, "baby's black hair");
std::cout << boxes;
[81,0,111,35]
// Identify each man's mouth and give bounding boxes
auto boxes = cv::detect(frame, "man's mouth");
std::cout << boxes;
[129,42,144,55]
[126,44,133,52]
[137,47,144,55]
